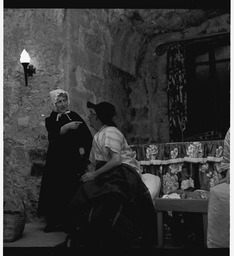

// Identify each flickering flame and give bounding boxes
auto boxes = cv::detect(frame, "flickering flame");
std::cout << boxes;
[20,49,30,63]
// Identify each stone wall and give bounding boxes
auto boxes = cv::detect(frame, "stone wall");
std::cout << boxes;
[64,9,130,135]
[3,9,136,221]
[4,9,68,221]
[125,13,230,144]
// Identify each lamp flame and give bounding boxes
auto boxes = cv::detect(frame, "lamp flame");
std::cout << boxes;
[20,49,30,63]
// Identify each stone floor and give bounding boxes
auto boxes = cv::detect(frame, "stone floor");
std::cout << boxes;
[3,222,67,247]
[2,221,182,248]
[3,222,229,256]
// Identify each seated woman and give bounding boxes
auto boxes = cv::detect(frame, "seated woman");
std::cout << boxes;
[63,101,157,249]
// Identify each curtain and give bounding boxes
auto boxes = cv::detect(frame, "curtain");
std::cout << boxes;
[131,140,224,196]
[167,43,187,142]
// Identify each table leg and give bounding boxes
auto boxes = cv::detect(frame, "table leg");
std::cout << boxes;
[202,213,208,247]
[157,211,163,248]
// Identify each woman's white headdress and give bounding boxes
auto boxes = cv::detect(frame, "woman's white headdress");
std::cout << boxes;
[49,89,70,111]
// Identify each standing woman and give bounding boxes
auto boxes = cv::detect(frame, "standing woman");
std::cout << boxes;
[38,89,93,232]
[65,101,157,249]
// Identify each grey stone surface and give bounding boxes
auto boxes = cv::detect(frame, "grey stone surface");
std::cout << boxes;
[3,222,67,247]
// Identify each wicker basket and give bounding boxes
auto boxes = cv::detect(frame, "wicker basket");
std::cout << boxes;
[4,211,26,243]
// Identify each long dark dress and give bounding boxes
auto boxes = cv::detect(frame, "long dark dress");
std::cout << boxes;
[38,110,93,225]
[65,162,157,248]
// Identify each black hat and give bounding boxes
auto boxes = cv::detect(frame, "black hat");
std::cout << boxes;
[87,101,116,126]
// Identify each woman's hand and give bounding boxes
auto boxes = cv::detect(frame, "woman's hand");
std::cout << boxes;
[81,151,121,182]
[67,121,82,130]
[60,121,82,134]
[86,163,95,173]
[81,172,97,182]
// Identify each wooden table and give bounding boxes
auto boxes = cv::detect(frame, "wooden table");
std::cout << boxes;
[154,198,209,248]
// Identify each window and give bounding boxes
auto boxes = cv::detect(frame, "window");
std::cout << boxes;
[184,36,230,140]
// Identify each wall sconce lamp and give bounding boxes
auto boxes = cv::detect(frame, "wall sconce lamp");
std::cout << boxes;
[20,49,36,86]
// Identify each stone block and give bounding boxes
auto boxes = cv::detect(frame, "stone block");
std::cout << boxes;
[15,147,27,162]
[29,148,47,161]
[83,72,103,93]
[84,32,103,56]
[31,163,44,177]
[69,9,90,29]
[17,116,29,127]
[130,108,136,121]
[135,107,149,120]
[87,51,104,77]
